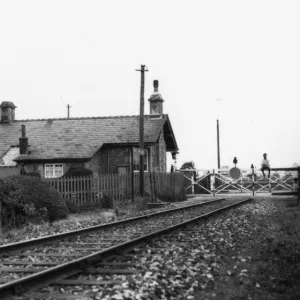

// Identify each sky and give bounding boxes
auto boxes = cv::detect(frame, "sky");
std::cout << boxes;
[0,0,300,171]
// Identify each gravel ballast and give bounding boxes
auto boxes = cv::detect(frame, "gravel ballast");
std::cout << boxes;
[191,196,300,299]
[103,196,299,300]
[98,196,299,300]
[19,196,300,300]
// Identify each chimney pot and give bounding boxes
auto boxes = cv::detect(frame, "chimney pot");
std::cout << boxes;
[153,80,159,92]
[149,80,164,116]
[0,101,16,123]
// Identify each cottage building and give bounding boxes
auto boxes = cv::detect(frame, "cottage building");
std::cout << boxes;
[0,81,179,178]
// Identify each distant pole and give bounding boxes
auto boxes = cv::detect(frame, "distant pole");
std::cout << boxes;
[131,147,135,202]
[136,65,148,196]
[251,164,255,197]
[216,98,223,170]
[67,104,71,119]
[217,119,220,169]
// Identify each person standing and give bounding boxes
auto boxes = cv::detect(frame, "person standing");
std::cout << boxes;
[261,153,271,178]
[170,164,174,173]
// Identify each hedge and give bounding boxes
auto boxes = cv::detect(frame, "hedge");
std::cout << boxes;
[0,175,69,227]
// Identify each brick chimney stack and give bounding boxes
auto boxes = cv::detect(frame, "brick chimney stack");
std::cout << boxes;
[0,101,16,123]
[148,80,164,116]
[19,125,28,155]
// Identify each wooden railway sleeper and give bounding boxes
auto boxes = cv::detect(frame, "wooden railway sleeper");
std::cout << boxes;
[0,198,251,299]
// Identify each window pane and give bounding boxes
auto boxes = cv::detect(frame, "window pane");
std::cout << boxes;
[45,164,63,178]
[133,149,148,172]
[133,154,139,164]
[45,165,54,178]
[55,165,63,177]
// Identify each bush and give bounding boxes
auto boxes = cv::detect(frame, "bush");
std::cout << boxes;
[26,171,41,178]
[100,194,115,209]
[0,175,69,227]
[64,193,114,212]
[62,167,93,178]
[64,200,80,213]
[60,167,93,194]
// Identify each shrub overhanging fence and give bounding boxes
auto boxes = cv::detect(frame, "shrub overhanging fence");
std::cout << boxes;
[43,172,184,206]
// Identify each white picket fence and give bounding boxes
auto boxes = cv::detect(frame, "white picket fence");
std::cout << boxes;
[44,172,184,206]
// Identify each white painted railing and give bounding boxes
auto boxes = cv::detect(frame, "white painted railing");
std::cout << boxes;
[179,167,299,196]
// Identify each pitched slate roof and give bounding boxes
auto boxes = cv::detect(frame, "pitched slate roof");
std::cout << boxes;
[0,147,19,166]
[0,114,178,161]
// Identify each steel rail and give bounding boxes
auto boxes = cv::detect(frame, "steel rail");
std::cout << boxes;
[0,198,225,253]
[0,197,253,299]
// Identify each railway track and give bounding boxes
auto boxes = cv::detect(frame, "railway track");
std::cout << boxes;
[0,197,253,299]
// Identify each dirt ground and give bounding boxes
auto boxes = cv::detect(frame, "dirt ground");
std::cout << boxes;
[1,194,299,300]
[192,195,300,300]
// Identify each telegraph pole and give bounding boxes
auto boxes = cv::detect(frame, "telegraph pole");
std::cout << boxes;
[136,65,148,196]
[217,118,220,169]
[67,104,71,119]
[216,98,223,170]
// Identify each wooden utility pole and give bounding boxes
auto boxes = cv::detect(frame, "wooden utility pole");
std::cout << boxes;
[217,118,220,169]
[136,65,148,196]
[67,104,71,119]
[0,198,2,230]
[216,98,223,170]
[131,147,134,202]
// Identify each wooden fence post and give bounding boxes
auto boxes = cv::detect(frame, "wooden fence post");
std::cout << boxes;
[0,198,2,231]
[212,169,216,197]
[297,167,300,205]
[251,164,255,197]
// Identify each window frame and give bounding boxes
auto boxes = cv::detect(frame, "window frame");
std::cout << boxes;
[133,149,149,172]
[44,163,64,178]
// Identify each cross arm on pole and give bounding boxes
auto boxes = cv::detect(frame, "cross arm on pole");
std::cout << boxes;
[135,66,149,72]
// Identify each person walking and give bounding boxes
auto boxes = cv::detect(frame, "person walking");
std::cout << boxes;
[261,153,271,178]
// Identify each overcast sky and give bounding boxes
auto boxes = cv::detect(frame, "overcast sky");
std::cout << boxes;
[1,0,299,170]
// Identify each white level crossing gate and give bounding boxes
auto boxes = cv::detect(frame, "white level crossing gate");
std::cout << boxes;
[180,167,299,197]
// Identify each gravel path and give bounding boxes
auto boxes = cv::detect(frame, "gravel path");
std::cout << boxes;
[74,196,299,300]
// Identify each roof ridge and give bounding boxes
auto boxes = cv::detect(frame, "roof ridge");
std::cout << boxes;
[12,114,167,122]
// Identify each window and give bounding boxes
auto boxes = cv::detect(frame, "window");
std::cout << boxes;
[45,164,63,178]
[133,149,149,172]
